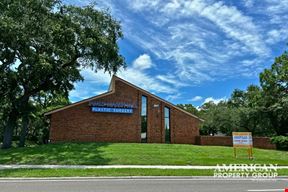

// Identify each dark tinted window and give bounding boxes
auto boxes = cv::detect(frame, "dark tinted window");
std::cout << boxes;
[141,96,147,142]
[164,107,170,143]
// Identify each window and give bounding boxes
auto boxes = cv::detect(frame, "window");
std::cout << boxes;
[164,107,170,143]
[141,96,147,142]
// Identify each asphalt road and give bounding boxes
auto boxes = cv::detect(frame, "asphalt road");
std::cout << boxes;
[0,177,287,192]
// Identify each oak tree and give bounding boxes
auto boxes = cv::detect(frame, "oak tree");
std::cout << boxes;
[0,0,125,148]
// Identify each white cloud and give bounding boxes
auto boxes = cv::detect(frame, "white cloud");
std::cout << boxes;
[80,69,112,84]
[69,89,89,101]
[161,0,181,14]
[165,0,269,56]
[156,74,188,87]
[266,29,288,44]
[132,54,153,70]
[69,83,106,101]
[65,0,288,102]
[73,53,167,100]
[265,0,288,14]
[128,0,161,11]
[203,97,226,104]
[117,68,175,94]
[93,90,107,95]
[119,54,175,94]
[69,69,112,101]
[70,54,177,101]
[109,0,273,85]
[190,96,203,102]
[242,0,254,8]
[241,59,260,67]
[165,93,182,101]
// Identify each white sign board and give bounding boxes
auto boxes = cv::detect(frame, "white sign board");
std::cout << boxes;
[232,132,253,148]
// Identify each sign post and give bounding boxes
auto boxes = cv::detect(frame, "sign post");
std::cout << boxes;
[232,132,253,159]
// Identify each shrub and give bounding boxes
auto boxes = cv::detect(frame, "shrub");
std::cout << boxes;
[271,136,288,150]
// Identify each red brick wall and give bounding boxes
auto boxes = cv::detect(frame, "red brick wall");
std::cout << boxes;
[252,137,276,149]
[49,79,201,144]
[171,107,200,144]
[146,96,163,143]
[196,136,276,149]
[50,80,141,143]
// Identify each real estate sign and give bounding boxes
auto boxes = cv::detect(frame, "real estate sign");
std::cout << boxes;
[232,132,253,148]
[232,132,253,159]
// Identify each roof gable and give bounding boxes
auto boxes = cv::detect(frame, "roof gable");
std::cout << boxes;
[45,75,203,122]
[113,76,203,122]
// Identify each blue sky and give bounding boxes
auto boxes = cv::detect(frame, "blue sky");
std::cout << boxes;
[65,0,288,107]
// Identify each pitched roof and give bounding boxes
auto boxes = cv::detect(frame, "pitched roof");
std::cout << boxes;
[45,75,204,121]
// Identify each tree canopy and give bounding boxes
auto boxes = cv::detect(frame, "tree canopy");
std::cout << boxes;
[180,50,288,137]
[0,0,125,148]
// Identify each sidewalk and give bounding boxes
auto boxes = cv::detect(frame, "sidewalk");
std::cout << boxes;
[1,165,288,170]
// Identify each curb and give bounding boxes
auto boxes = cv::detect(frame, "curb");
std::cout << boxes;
[0,176,288,180]
[1,165,288,170]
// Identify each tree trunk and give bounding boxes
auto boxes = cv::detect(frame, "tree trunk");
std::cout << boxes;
[17,95,30,147]
[2,92,30,149]
[18,115,29,147]
[2,110,18,149]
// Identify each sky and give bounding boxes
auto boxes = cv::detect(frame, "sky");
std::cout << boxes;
[65,0,288,107]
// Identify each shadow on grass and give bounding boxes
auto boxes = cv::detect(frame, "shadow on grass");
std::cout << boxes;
[0,142,112,165]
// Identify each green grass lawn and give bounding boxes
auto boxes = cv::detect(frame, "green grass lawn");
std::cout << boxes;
[0,143,287,165]
[0,168,287,177]
[0,168,212,177]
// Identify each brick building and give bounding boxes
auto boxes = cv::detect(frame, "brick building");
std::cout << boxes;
[45,75,203,144]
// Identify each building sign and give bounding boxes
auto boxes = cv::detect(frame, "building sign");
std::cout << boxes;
[91,107,133,114]
[89,101,136,114]
[232,132,253,147]
[232,132,253,159]
[89,101,137,109]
